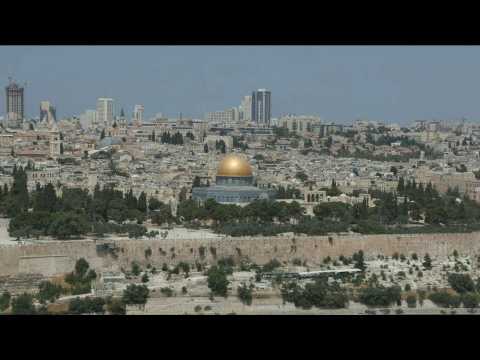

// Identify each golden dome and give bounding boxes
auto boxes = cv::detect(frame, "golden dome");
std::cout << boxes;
[217,154,252,177]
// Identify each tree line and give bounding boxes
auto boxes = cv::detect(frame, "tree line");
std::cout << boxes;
[160,131,184,145]
[1,166,175,240]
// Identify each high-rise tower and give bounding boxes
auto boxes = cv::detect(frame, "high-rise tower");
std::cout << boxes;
[240,95,252,122]
[251,89,271,127]
[5,78,24,128]
[96,98,114,128]
[133,105,144,126]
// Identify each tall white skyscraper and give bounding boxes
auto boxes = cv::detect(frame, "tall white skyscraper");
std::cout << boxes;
[252,89,271,127]
[96,98,114,127]
[240,95,252,122]
[133,104,144,125]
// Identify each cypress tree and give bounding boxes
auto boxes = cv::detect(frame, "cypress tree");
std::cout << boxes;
[397,177,405,194]
[138,192,147,213]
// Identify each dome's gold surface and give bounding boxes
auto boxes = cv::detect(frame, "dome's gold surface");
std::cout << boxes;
[217,154,252,177]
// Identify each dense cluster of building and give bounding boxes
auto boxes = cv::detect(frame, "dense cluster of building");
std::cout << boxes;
[2,78,480,219]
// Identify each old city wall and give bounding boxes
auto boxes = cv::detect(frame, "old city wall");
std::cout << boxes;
[104,232,480,269]
[0,241,100,276]
[1,232,480,277]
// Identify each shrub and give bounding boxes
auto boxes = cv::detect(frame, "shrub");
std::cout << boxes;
[182,286,187,295]
[429,291,461,308]
[131,262,141,276]
[423,253,432,270]
[281,279,349,309]
[106,298,126,315]
[405,284,411,292]
[411,253,418,261]
[69,297,105,314]
[194,305,202,312]
[237,283,254,306]
[65,259,96,295]
[339,255,351,265]
[417,290,426,306]
[141,273,149,283]
[207,265,230,297]
[352,250,366,271]
[122,284,149,308]
[217,257,234,275]
[263,258,282,272]
[198,246,206,259]
[358,285,401,308]
[406,294,417,308]
[447,273,475,294]
[160,287,174,297]
[209,246,217,259]
[461,292,480,308]
[380,271,386,281]
[0,291,11,312]
[37,281,64,304]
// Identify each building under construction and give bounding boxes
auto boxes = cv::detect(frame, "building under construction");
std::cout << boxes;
[5,78,24,128]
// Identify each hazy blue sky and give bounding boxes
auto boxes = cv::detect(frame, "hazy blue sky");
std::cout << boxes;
[1,46,479,124]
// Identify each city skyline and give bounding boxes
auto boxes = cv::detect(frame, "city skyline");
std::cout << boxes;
[3,46,480,124]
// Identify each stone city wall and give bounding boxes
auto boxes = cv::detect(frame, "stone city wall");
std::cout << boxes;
[0,241,100,276]
[1,232,480,277]
[18,255,73,277]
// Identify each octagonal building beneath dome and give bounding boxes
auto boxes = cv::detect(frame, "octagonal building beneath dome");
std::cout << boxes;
[192,153,275,204]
